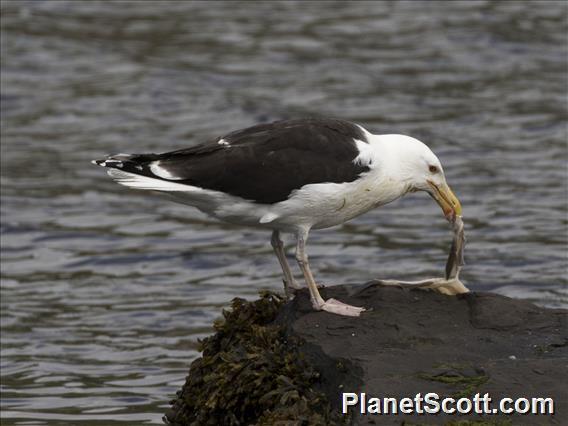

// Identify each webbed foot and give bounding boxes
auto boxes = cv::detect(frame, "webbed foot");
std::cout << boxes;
[315,298,365,317]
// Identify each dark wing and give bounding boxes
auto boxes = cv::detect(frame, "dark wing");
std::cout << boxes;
[97,118,371,204]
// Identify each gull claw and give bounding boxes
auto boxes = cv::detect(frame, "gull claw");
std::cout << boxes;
[318,298,365,317]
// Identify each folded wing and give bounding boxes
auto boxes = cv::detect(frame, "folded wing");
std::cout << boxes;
[94,118,371,204]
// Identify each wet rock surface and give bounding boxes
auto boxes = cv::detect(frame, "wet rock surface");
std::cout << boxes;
[168,285,567,425]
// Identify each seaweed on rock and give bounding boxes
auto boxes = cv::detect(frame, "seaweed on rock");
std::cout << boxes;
[164,291,344,426]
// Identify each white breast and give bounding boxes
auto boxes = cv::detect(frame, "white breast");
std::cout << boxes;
[258,170,406,231]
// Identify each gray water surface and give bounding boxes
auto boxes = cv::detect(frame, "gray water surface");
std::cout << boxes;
[1,1,567,424]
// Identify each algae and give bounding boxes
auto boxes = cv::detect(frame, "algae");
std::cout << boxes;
[417,365,489,399]
[164,291,343,426]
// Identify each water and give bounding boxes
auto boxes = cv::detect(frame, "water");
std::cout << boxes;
[1,1,567,424]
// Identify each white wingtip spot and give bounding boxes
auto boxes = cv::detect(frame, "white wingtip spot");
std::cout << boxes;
[218,138,230,147]
[149,160,182,180]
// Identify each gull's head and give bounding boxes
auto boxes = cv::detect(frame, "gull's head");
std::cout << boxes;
[372,134,462,221]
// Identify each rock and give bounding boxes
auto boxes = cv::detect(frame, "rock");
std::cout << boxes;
[166,284,567,425]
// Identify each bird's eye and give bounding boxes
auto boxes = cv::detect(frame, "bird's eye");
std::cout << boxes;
[429,165,439,173]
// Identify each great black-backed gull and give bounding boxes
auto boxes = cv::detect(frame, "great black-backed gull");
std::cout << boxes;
[93,118,462,317]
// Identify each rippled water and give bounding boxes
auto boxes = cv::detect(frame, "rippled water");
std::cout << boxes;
[1,1,567,424]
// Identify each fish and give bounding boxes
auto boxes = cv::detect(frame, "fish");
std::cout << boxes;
[445,215,465,280]
[362,215,470,295]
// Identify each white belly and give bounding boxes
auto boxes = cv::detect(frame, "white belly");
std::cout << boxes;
[163,174,404,233]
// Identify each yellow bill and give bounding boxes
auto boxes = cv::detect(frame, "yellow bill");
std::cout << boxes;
[427,180,462,221]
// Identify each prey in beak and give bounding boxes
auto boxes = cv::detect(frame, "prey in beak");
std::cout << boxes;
[427,180,462,222]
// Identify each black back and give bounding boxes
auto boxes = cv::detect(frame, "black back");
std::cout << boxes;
[112,118,371,204]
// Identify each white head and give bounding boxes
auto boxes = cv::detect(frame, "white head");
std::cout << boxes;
[362,134,462,221]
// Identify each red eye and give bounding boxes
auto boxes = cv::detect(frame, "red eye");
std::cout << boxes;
[429,165,438,173]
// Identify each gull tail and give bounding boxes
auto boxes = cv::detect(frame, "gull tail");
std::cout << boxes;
[92,153,196,192]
